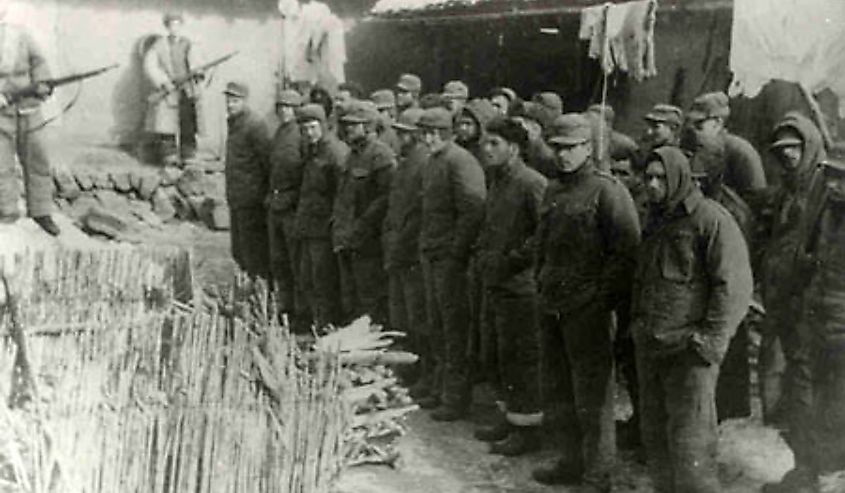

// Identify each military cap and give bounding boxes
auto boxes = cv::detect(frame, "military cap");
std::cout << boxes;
[533,92,564,115]
[644,104,684,127]
[418,107,454,130]
[393,108,425,132]
[442,80,469,100]
[548,113,592,146]
[163,12,184,25]
[276,89,303,106]
[340,100,379,124]
[586,103,615,123]
[420,92,446,109]
[371,89,396,110]
[223,81,249,98]
[687,92,730,122]
[517,102,551,128]
[770,135,803,149]
[396,73,422,93]
[297,103,327,124]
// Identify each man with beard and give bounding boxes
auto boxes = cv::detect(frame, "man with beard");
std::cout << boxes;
[333,101,395,325]
[223,81,271,280]
[757,112,826,427]
[417,107,486,421]
[533,114,640,491]
[295,104,349,328]
[634,146,752,493]
[473,117,547,456]
[763,155,845,493]
[455,98,497,161]
[384,108,431,396]
[267,89,305,329]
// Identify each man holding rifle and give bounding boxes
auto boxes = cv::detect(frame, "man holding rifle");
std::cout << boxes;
[0,0,58,235]
[144,12,204,164]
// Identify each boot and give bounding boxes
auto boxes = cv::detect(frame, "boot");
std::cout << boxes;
[532,459,583,486]
[430,405,468,422]
[416,395,440,409]
[474,421,509,442]
[33,215,60,236]
[489,427,541,456]
[408,379,432,399]
[762,468,820,493]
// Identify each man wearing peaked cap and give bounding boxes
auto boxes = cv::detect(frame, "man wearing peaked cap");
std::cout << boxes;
[295,102,349,329]
[442,80,470,117]
[533,112,640,489]
[417,105,486,422]
[396,73,422,111]
[267,88,306,331]
[371,89,401,154]
[512,102,557,178]
[332,98,396,327]
[643,103,684,149]
[585,103,638,168]
[223,79,272,281]
[384,106,431,402]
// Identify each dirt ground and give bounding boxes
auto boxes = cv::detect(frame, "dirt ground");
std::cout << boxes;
[144,221,845,493]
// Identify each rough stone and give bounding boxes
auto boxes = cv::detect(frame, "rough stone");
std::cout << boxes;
[81,206,131,240]
[94,189,130,213]
[199,159,225,173]
[152,188,176,222]
[110,170,132,193]
[129,199,163,229]
[159,166,183,187]
[93,171,112,190]
[68,194,99,220]
[201,172,226,201]
[187,195,208,220]
[166,187,194,220]
[54,171,81,200]
[207,200,230,231]
[137,173,162,201]
[176,164,205,197]
[74,169,94,191]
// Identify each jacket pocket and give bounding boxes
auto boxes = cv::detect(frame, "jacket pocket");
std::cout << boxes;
[660,231,696,282]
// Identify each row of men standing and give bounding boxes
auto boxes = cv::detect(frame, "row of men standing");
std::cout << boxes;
[221,72,845,492]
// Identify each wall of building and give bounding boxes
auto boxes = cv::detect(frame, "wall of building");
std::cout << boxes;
[10,0,282,155]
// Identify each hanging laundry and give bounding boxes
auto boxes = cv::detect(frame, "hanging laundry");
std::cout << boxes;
[280,1,347,91]
[729,0,845,116]
[578,0,657,81]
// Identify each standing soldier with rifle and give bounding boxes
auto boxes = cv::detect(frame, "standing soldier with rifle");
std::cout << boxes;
[0,0,58,235]
[144,12,204,165]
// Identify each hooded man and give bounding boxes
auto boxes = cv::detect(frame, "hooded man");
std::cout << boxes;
[333,100,395,326]
[295,103,349,328]
[384,108,431,397]
[223,81,271,280]
[417,107,486,421]
[757,112,826,426]
[0,1,59,235]
[455,98,497,161]
[634,146,753,493]
[267,89,306,329]
[533,114,640,491]
[489,87,519,116]
[763,155,845,493]
[472,116,547,457]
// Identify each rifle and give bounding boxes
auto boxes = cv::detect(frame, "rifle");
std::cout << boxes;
[148,50,238,104]
[4,63,119,106]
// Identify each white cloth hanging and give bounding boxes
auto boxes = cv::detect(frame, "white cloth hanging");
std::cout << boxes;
[729,0,845,117]
[578,0,657,81]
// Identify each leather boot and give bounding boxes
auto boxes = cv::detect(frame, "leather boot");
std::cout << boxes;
[416,395,440,409]
[33,215,60,236]
[474,420,509,442]
[532,459,584,486]
[408,379,432,399]
[430,405,468,422]
[489,426,541,456]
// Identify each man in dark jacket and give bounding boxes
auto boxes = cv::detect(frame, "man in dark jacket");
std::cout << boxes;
[224,81,271,280]
[634,146,753,493]
[442,80,469,118]
[763,157,845,493]
[384,108,430,394]
[417,107,486,421]
[267,89,305,327]
[296,104,349,328]
[455,98,497,162]
[472,116,547,456]
[395,73,422,112]
[757,112,826,426]
[513,102,557,178]
[533,114,640,491]
[371,89,401,154]
[333,101,395,325]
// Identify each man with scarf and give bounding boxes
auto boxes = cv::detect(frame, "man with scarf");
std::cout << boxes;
[295,103,349,328]
[472,117,547,457]
[383,108,431,397]
[763,154,845,493]
[333,100,395,326]
[757,112,826,426]
[533,114,640,491]
[633,146,752,493]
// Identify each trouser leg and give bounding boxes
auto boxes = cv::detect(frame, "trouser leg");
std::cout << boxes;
[540,312,570,436]
[637,351,672,493]
[434,258,471,409]
[716,319,751,421]
[336,251,357,323]
[268,212,295,312]
[230,206,269,281]
[22,130,53,217]
[812,344,845,474]
[350,253,388,326]
[402,264,430,383]
[422,256,444,398]
[0,131,20,218]
[493,291,541,419]
[759,317,787,424]
[300,239,341,328]
[178,93,197,157]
